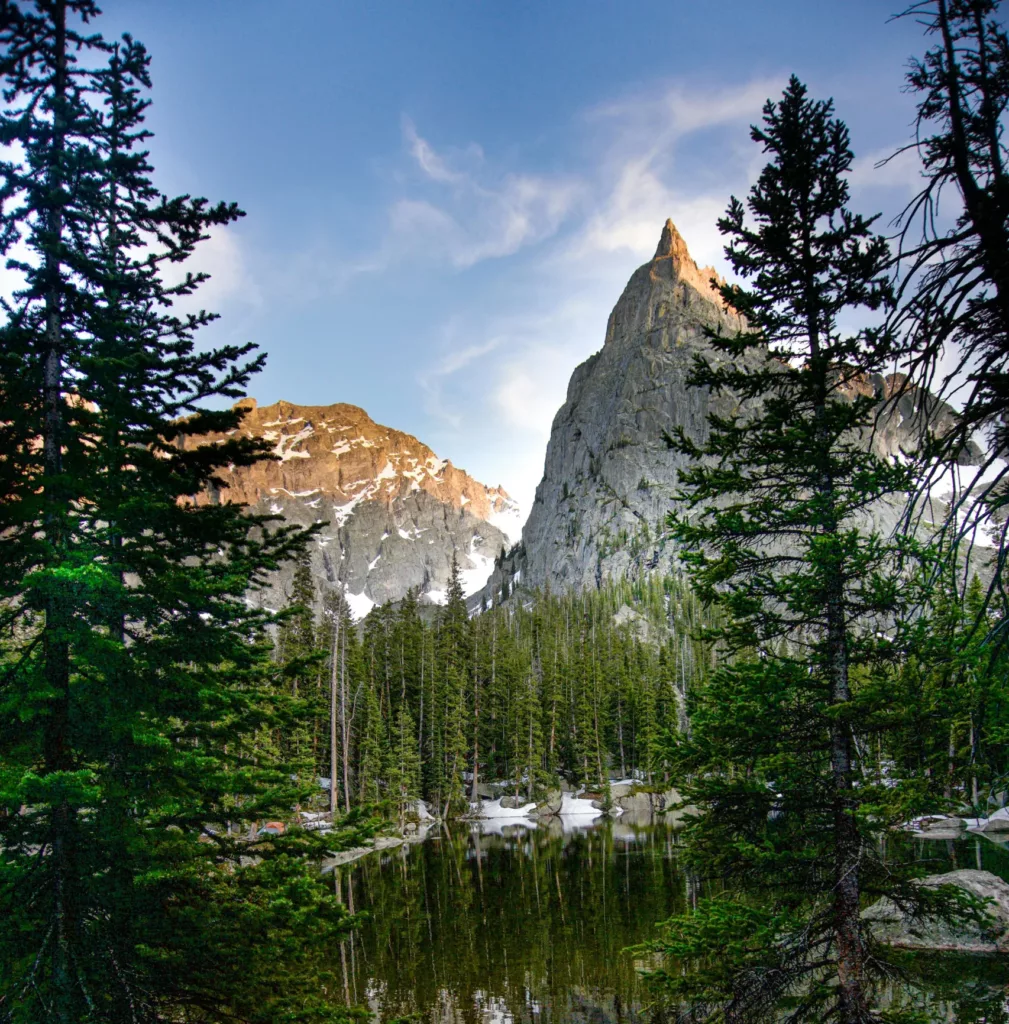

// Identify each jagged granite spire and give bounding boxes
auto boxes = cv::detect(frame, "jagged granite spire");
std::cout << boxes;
[480,219,968,599]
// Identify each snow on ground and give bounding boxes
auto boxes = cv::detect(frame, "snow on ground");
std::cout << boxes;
[273,422,314,461]
[332,490,367,527]
[344,590,375,621]
[559,793,602,818]
[489,502,524,547]
[458,535,495,597]
[425,587,447,606]
[474,797,538,819]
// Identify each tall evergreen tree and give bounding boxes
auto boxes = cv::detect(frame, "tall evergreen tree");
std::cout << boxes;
[0,6,366,1020]
[648,78,954,1023]
[434,555,470,814]
[275,550,324,787]
[893,0,1009,609]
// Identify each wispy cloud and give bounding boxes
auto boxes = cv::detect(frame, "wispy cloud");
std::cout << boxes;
[375,120,584,270]
[419,332,503,428]
[403,76,785,512]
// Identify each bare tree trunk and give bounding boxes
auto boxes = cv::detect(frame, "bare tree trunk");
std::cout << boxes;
[827,591,866,1024]
[329,604,341,816]
[469,627,481,803]
[340,620,351,813]
[946,723,956,802]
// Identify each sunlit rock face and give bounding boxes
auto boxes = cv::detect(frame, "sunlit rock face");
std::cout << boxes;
[185,399,521,615]
[488,219,977,598]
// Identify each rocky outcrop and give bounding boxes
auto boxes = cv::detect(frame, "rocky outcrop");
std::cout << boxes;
[493,219,980,596]
[186,399,520,615]
[863,869,1009,952]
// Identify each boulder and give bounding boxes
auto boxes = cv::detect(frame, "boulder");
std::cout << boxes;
[500,794,528,810]
[981,807,1009,832]
[862,869,1009,953]
[609,781,634,799]
[615,790,655,814]
[535,789,564,816]
[657,788,682,811]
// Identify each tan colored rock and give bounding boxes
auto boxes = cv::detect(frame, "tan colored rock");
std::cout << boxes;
[186,398,515,523]
[180,399,521,613]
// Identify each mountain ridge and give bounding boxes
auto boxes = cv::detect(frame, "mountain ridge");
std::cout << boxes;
[187,398,520,615]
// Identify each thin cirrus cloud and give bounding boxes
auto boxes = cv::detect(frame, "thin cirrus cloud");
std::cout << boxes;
[385,118,586,269]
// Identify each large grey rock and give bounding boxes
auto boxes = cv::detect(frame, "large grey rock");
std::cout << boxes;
[862,869,1009,952]
[616,790,657,813]
[981,807,1009,832]
[535,789,564,817]
[479,219,981,600]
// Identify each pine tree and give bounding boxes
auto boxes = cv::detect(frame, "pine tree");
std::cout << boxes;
[649,78,953,1023]
[434,555,470,814]
[0,6,366,1020]
[894,0,1009,608]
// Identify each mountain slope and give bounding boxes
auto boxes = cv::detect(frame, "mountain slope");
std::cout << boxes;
[188,399,520,615]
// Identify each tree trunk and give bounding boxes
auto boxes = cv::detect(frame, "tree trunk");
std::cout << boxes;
[340,622,351,813]
[827,592,866,1024]
[41,5,75,1018]
[329,606,341,816]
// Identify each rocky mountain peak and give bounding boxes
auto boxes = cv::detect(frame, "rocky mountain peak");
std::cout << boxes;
[650,217,725,301]
[188,399,520,617]
[193,398,519,540]
[483,218,976,599]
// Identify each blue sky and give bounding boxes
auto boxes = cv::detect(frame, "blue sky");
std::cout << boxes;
[101,1,932,513]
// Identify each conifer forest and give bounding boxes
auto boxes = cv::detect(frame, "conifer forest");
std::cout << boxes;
[1,2,1009,1023]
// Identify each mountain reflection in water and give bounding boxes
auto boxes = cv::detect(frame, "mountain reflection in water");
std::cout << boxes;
[333,814,1009,1024]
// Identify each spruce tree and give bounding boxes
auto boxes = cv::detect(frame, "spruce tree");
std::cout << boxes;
[434,555,470,813]
[0,5,366,1020]
[893,0,1009,607]
[387,702,422,826]
[275,550,324,788]
[648,78,958,1023]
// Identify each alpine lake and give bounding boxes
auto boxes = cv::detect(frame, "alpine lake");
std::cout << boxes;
[329,810,1009,1024]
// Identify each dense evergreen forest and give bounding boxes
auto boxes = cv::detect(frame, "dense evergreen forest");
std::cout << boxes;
[274,556,1009,830]
[273,562,715,820]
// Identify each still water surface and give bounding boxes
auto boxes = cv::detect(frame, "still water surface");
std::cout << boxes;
[335,815,1009,1023]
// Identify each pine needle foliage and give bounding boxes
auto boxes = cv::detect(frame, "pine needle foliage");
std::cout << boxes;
[0,4,369,1021]
[890,0,1009,616]
[649,77,966,1024]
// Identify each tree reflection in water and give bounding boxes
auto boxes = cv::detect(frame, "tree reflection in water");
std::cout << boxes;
[333,817,1009,1024]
